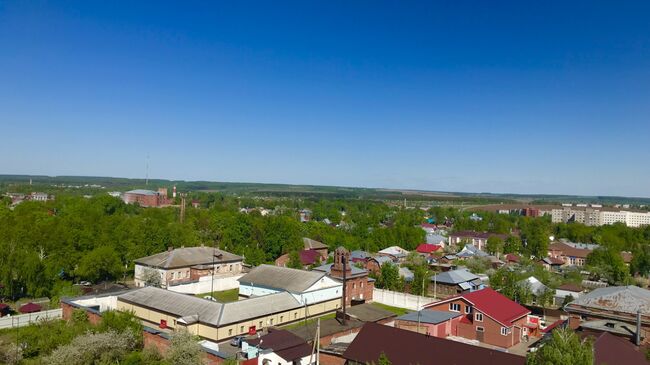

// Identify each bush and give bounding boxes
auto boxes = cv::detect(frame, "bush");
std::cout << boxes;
[45,330,137,365]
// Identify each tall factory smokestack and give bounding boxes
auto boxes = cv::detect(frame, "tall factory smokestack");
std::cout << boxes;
[173,185,177,198]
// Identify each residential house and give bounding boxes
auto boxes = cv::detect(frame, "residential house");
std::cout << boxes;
[342,322,525,365]
[302,237,329,259]
[518,277,551,305]
[377,246,409,262]
[313,247,374,306]
[395,310,462,337]
[299,209,312,223]
[448,231,508,251]
[455,244,489,259]
[415,243,442,256]
[243,329,314,365]
[350,250,369,264]
[429,268,483,297]
[238,265,342,305]
[555,283,585,304]
[275,249,322,269]
[547,241,595,266]
[424,287,534,349]
[565,286,650,344]
[365,256,394,275]
[133,246,243,290]
[399,267,414,283]
[505,253,521,265]
[540,256,565,272]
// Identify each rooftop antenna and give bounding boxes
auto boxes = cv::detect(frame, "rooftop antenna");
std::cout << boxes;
[145,154,150,186]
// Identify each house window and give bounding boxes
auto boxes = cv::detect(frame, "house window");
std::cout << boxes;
[229,264,233,271]
[476,326,484,332]
[465,306,472,314]
[259,321,263,328]
[240,326,244,333]
[501,327,508,336]
[228,329,232,336]
[294,312,298,319]
[475,313,483,322]
[280,316,284,322]
[269,318,274,325]
[449,303,461,312]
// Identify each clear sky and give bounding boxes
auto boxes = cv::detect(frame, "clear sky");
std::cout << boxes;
[1,1,649,197]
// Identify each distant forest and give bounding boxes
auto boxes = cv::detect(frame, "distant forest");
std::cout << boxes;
[2,174,650,206]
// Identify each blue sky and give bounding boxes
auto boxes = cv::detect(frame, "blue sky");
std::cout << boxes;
[1,1,649,197]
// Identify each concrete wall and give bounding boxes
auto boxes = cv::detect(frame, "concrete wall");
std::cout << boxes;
[0,308,62,329]
[372,288,436,310]
[168,274,243,295]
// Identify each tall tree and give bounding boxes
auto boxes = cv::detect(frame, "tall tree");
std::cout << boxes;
[526,328,593,365]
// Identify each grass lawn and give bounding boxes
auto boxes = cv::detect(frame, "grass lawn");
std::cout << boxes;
[371,302,411,316]
[196,288,239,303]
[281,313,337,330]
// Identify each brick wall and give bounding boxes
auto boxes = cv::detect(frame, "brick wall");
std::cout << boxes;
[320,353,346,365]
[61,302,102,325]
[343,276,373,305]
[143,330,171,356]
[427,298,524,349]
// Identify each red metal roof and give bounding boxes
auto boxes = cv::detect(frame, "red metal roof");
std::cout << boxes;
[416,244,441,253]
[299,249,321,265]
[19,302,42,314]
[505,253,520,262]
[459,288,530,327]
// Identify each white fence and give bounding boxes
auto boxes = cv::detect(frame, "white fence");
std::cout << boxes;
[372,288,437,310]
[0,309,63,329]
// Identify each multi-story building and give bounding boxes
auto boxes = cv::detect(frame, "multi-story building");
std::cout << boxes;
[122,188,171,207]
[134,246,243,289]
[551,205,650,228]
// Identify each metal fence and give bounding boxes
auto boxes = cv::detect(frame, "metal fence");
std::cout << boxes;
[0,309,63,329]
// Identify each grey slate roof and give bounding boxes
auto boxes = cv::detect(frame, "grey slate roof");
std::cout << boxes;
[219,292,301,325]
[567,286,650,315]
[238,264,327,293]
[430,268,479,284]
[135,247,242,269]
[117,286,301,327]
[397,310,462,324]
[518,277,549,296]
[456,244,489,258]
[369,256,394,266]
[118,286,223,325]
[312,263,368,278]
[351,250,370,260]
[303,237,328,250]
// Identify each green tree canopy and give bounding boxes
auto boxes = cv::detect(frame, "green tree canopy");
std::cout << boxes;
[526,328,593,365]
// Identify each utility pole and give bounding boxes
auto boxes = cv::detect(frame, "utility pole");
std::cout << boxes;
[180,193,186,224]
[308,318,321,365]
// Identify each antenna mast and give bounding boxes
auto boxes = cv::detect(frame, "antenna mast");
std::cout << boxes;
[145,154,150,186]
